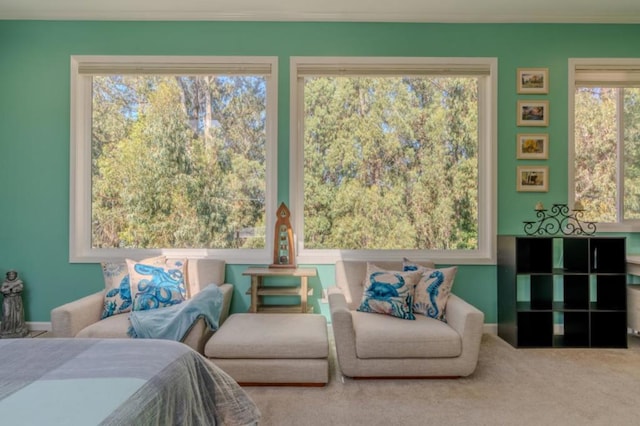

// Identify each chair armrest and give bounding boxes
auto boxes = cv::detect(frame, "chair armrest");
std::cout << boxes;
[50,291,104,337]
[183,283,234,354]
[328,287,359,377]
[444,293,485,375]
[445,293,485,337]
[217,283,233,326]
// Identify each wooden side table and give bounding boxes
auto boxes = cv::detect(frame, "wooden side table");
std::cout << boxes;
[242,267,317,313]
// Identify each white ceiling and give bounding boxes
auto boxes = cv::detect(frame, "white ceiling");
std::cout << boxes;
[1,0,640,23]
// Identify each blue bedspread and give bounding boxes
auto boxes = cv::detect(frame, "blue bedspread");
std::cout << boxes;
[128,284,224,341]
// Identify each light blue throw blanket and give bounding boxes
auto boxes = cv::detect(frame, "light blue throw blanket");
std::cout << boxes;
[128,284,224,341]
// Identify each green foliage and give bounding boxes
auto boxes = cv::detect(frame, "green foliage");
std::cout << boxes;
[303,76,479,250]
[574,88,617,223]
[91,75,267,249]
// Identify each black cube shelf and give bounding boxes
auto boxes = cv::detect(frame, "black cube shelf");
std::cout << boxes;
[498,235,627,348]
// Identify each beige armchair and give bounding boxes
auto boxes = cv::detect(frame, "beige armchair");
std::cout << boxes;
[329,260,484,378]
[51,259,233,354]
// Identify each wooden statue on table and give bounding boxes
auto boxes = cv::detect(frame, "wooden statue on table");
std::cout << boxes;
[270,202,296,269]
[1,270,29,338]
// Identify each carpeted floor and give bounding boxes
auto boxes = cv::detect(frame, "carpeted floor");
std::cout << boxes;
[244,333,640,426]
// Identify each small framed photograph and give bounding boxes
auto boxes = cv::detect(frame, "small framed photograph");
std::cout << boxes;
[517,68,549,94]
[516,133,549,160]
[517,100,549,127]
[517,166,549,192]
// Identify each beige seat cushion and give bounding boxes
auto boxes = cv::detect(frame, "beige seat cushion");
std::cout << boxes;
[205,313,328,359]
[352,311,461,359]
[76,313,130,338]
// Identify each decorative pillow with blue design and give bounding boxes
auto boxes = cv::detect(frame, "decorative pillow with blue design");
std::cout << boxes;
[127,258,188,311]
[101,255,166,319]
[403,258,457,321]
[357,263,421,320]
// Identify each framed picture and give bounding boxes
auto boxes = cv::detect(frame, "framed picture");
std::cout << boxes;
[517,100,549,127]
[517,68,549,94]
[517,166,549,192]
[516,133,548,160]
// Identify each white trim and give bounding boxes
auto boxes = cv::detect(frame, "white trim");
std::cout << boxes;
[27,321,52,332]
[3,9,640,24]
[70,55,278,264]
[290,56,497,265]
[483,323,498,335]
[616,88,625,220]
[568,61,577,210]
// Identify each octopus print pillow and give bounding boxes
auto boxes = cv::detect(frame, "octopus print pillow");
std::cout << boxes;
[357,263,420,320]
[101,255,166,319]
[127,258,187,311]
[404,258,457,321]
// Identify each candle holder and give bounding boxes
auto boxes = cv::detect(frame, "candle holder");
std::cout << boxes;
[522,203,597,236]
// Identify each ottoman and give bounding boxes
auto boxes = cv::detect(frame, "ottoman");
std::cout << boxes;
[205,313,329,386]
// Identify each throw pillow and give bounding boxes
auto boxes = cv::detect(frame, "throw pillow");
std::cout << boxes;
[403,258,457,321]
[357,263,421,320]
[100,255,166,319]
[127,258,188,311]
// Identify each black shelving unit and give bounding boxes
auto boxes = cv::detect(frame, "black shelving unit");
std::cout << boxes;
[498,235,627,348]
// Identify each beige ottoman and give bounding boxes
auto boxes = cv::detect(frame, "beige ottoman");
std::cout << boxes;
[205,313,329,386]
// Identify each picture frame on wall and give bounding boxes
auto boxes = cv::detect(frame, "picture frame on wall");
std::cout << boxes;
[517,68,549,94]
[517,100,549,127]
[517,166,549,192]
[516,133,548,160]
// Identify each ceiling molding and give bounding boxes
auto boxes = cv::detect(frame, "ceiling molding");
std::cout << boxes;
[3,11,640,23]
[1,1,640,24]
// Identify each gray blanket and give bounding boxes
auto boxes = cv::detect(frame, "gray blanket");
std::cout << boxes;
[0,338,260,425]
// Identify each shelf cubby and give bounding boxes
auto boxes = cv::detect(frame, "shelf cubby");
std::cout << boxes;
[517,312,553,347]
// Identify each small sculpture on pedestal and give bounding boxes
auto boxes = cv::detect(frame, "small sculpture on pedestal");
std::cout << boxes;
[270,203,296,269]
[1,270,29,338]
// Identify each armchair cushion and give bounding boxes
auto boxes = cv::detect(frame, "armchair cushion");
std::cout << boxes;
[357,263,420,320]
[352,311,462,359]
[404,258,457,321]
[127,258,187,311]
[76,312,130,339]
[101,255,165,319]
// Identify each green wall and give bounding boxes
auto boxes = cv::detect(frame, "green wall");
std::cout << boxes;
[1,21,640,324]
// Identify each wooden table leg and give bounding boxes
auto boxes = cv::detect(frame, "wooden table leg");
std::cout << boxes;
[250,275,260,313]
[300,276,308,313]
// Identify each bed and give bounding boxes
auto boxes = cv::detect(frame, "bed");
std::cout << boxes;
[0,338,261,425]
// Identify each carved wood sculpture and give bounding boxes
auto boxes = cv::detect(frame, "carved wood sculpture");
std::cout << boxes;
[270,202,295,268]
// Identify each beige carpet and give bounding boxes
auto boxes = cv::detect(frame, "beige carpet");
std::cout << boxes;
[244,333,640,426]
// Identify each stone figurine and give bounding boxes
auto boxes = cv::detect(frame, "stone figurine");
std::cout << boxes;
[1,270,29,338]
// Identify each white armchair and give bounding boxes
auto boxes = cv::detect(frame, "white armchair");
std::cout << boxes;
[50,259,233,354]
[329,260,484,378]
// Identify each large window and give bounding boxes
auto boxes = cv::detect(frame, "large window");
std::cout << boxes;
[570,59,640,230]
[290,57,497,264]
[70,56,278,262]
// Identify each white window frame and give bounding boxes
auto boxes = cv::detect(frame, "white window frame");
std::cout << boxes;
[70,55,278,263]
[569,58,640,232]
[289,56,498,265]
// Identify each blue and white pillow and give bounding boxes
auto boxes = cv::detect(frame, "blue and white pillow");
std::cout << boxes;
[403,258,457,321]
[101,255,166,319]
[127,258,187,311]
[357,263,420,320]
